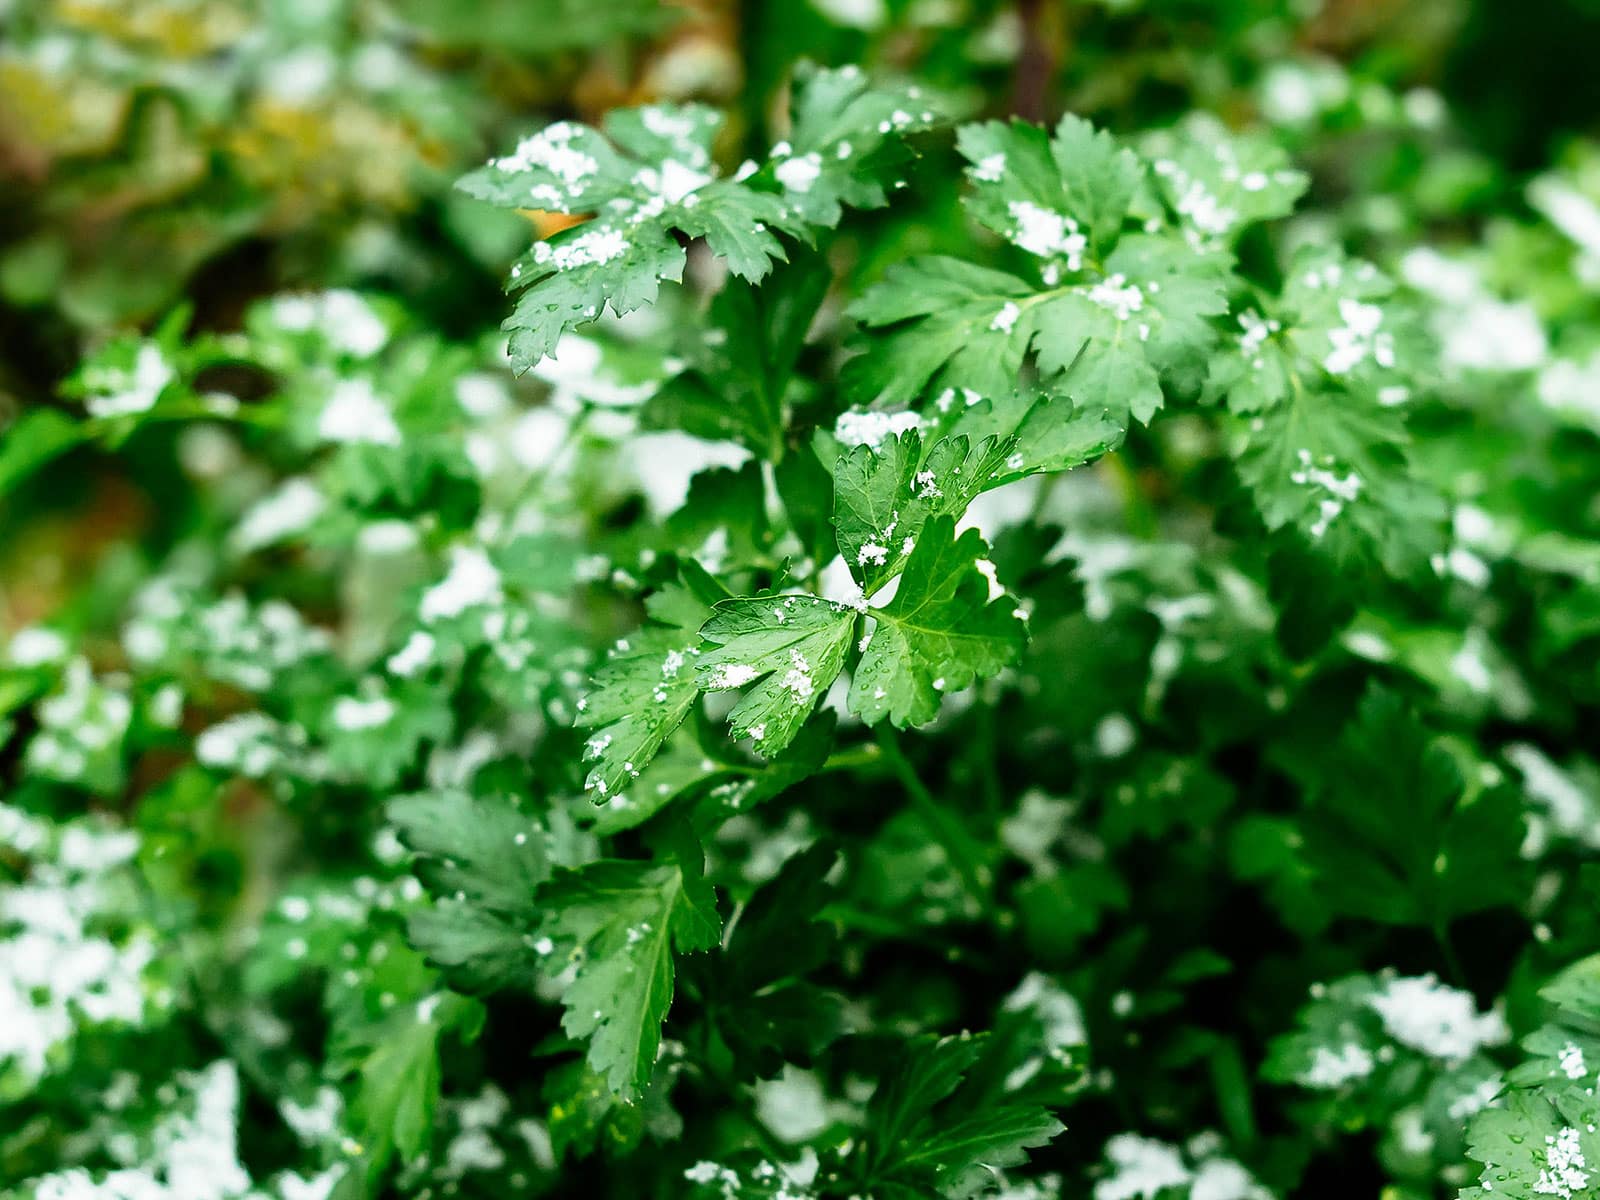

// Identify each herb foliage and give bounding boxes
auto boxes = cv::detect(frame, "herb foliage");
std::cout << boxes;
[3,4,1600,1200]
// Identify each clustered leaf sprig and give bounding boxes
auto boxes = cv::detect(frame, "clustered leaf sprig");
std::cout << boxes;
[558,82,1449,815]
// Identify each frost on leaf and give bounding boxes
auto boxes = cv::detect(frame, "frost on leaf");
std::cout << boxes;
[1266,966,1510,1160]
[538,857,720,1100]
[576,595,709,801]
[462,67,946,371]
[772,63,945,227]
[697,595,858,755]
[1465,956,1600,1200]
[1231,362,1445,573]
[844,256,1040,408]
[830,428,1014,595]
[849,516,1027,728]
[848,115,1228,424]
[1206,248,1420,419]
[931,389,1126,487]
[958,114,1141,261]
[1140,115,1308,245]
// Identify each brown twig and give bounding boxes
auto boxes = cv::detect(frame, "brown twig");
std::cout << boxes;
[1012,0,1060,122]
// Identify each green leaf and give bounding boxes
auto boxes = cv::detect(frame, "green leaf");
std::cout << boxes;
[353,991,479,1174]
[1025,234,1229,422]
[1095,233,1232,387]
[459,103,756,367]
[1537,952,1600,1026]
[663,462,775,572]
[927,389,1125,486]
[775,61,946,228]
[0,408,86,494]
[703,844,846,1076]
[1264,970,1508,1119]
[1299,688,1527,927]
[391,791,551,991]
[1229,815,1329,935]
[844,256,1038,408]
[848,132,1228,421]
[1221,252,1447,568]
[689,711,838,825]
[957,114,1141,261]
[1464,954,1600,1198]
[463,68,944,371]
[390,791,549,912]
[1260,972,1388,1092]
[831,429,1013,594]
[541,1058,647,1162]
[774,439,839,567]
[861,1034,985,1153]
[589,732,720,836]
[1465,1089,1600,1200]
[404,903,541,994]
[1057,332,1165,424]
[541,855,721,1099]
[357,1017,442,1164]
[576,594,711,801]
[897,1106,1066,1191]
[1141,115,1308,244]
[321,683,452,790]
[720,843,839,995]
[1231,379,1447,572]
[1045,114,1145,256]
[644,253,831,457]
[849,516,1026,728]
[697,594,858,754]
[840,1034,1064,1198]
[1207,248,1427,416]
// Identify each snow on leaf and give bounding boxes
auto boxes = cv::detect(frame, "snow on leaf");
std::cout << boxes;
[848,516,1026,728]
[844,256,1039,408]
[1231,376,1446,573]
[463,68,947,372]
[830,429,1014,594]
[958,114,1141,261]
[1141,115,1308,245]
[927,389,1125,485]
[697,595,858,755]
[575,590,712,800]
[539,856,720,1100]
[849,117,1228,422]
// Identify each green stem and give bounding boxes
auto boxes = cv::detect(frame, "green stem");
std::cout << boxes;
[1209,1039,1258,1150]
[974,698,1004,817]
[874,726,991,904]
[1101,451,1160,541]
[819,742,883,773]
[1434,917,1467,986]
